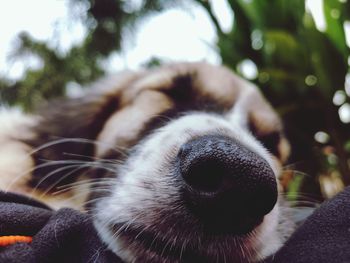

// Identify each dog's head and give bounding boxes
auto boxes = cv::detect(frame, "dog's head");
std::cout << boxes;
[28,62,292,262]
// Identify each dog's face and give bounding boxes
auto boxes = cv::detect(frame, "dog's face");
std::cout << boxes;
[10,62,292,262]
[82,63,291,262]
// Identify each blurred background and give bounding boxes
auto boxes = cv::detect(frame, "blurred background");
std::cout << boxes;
[1,0,350,201]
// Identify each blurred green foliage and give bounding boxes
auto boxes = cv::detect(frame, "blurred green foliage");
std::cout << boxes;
[0,0,183,110]
[1,0,350,197]
[208,0,350,197]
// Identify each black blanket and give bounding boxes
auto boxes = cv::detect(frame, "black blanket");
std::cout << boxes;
[0,188,349,263]
[0,191,121,263]
[265,186,350,263]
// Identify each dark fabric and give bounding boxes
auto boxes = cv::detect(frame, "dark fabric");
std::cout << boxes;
[0,187,350,262]
[263,186,350,263]
[0,191,122,263]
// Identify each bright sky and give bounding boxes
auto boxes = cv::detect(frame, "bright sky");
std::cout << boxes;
[0,0,86,79]
[0,0,347,80]
[0,0,234,80]
[2,0,350,123]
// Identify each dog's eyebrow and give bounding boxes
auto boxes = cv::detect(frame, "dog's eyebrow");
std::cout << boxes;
[128,74,234,140]
[162,74,231,111]
[137,104,229,142]
[162,74,193,101]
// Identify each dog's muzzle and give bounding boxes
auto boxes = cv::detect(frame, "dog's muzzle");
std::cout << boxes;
[176,135,277,235]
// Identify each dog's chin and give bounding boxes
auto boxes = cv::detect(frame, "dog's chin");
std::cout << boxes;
[95,210,279,263]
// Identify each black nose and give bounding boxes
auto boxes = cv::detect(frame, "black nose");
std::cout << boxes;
[177,135,277,234]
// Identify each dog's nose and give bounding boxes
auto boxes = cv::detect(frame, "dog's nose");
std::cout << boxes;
[177,135,277,234]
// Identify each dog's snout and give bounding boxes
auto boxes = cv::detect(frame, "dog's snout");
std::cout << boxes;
[177,135,277,234]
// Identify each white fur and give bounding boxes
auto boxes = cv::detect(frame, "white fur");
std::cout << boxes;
[0,63,292,261]
[0,108,90,209]
[0,107,38,191]
[94,111,285,262]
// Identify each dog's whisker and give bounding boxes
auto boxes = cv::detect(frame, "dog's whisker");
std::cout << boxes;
[33,164,89,197]
[282,161,307,169]
[39,159,108,165]
[53,181,117,196]
[28,138,129,157]
[179,236,186,261]
[30,160,116,195]
[281,169,311,177]
[55,188,113,211]
[111,216,141,242]
[54,180,153,196]
[4,138,124,191]
[56,178,118,190]
[5,160,89,192]
[38,159,118,171]
[52,175,161,198]
[62,152,124,164]
[37,163,119,198]
[82,196,112,208]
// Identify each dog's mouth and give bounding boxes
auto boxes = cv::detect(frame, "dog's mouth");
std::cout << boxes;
[110,222,201,261]
[109,216,264,262]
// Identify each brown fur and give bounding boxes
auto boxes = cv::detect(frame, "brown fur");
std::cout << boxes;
[0,62,289,210]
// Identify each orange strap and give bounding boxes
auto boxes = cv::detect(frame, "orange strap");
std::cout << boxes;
[0,235,32,246]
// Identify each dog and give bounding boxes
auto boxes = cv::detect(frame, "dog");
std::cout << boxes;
[0,62,295,262]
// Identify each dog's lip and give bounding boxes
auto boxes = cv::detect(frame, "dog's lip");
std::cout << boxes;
[111,223,170,250]
[110,222,198,261]
[109,216,262,261]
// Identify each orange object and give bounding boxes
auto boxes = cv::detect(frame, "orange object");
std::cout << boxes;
[0,235,32,246]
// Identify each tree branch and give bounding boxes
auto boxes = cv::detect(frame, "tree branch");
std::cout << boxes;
[194,0,224,36]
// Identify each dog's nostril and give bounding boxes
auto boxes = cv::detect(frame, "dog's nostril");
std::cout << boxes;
[177,135,278,234]
[178,146,226,192]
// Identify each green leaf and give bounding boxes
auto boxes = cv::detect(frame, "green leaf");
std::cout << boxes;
[287,173,305,202]
[323,0,349,57]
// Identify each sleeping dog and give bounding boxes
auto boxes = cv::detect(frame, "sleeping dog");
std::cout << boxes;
[0,62,295,262]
